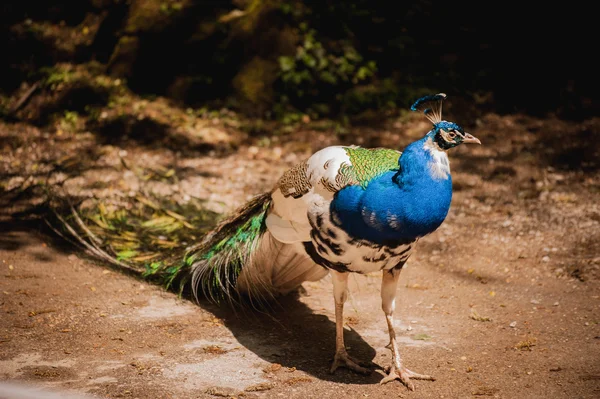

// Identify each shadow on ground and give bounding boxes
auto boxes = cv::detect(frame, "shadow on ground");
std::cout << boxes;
[204,293,384,385]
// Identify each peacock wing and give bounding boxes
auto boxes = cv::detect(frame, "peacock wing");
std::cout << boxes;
[266,145,401,243]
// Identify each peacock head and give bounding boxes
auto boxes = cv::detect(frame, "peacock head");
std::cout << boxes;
[411,93,481,150]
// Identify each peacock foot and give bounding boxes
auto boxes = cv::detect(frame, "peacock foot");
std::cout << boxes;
[380,365,435,390]
[330,350,371,375]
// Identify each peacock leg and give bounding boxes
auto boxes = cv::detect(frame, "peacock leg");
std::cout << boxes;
[329,270,371,375]
[380,269,435,390]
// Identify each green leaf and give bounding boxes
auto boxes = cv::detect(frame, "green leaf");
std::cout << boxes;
[116,249,138,260]
[301,54,317,68]
[278,56,295,72]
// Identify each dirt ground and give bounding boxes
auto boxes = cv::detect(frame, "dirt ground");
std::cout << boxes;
[1,112,599,399]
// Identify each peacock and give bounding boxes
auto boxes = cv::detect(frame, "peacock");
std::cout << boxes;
[55,93,480,391]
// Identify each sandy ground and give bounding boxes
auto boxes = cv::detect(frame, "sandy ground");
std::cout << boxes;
[1,114,599,398]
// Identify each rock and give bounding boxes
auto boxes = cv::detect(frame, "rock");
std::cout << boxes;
[205,386,238,397]
[245,382,275,392]
[509,321,517,328]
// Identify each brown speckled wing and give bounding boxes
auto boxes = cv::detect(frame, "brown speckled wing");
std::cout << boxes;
[277,160,312,199]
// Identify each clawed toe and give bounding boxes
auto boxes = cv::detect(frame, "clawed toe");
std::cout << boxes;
[330,351,371,375]
[380,366,435,390]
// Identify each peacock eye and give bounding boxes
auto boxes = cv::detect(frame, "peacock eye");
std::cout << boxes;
[448,130,456,138]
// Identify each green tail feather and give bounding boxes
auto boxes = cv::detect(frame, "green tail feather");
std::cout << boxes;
[48,192,221,294]
[48,190,272,303]
[188,192,272,305]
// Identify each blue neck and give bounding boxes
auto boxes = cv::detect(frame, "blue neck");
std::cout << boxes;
[397,131,450,184]
[331,132,453,244]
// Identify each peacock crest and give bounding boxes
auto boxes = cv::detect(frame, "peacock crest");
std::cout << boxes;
[410,93,447,125]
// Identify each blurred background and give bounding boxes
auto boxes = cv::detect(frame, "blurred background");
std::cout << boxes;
[0,0,596,125]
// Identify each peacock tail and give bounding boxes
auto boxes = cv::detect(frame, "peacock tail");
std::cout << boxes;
[188,192,273,306]
[47,192,222,293]
[48,184,300,308]
[48,186,325,309]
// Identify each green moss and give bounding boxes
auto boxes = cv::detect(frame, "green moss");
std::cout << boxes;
[52,110,83,133]
[40,63,119,92]
[33,63,129,125]
[41,66,76,89]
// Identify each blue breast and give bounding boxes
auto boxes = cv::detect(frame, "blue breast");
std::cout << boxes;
[330,136,453,244]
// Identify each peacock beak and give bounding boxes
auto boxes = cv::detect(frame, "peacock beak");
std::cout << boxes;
[462,133,481,144]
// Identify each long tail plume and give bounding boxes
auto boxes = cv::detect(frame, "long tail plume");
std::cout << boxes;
[46,190,222,294]
[411,92,447,124]
[46,187,276,310]
[189,192,272,307]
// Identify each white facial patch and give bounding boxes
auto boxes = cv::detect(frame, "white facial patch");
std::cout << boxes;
[423,138,450,180]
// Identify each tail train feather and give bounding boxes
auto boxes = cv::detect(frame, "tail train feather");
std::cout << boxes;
[46,191,223,295]
[188,192,273,306]
[48,189,326,309]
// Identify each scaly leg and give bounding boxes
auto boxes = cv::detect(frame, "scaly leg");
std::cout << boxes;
[380,269,435,390]
[329,270,371,375]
